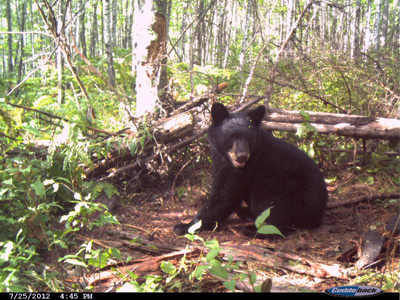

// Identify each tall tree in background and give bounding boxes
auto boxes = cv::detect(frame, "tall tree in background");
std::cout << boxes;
[133,0,167,117]
[351,0,361,59]
[6,0,13,76]
[104,0,116,87]
[78,0,87,57]
[90,0,99,57]
[16,0,27,96]
[57,0,65,104]
[373,0,383,50]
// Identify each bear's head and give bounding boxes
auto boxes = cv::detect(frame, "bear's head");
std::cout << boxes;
[208,103,266,168]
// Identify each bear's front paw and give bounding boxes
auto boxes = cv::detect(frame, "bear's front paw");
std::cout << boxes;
[173,223,191,236]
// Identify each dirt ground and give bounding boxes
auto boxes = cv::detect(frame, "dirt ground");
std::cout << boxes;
[85,151,399,293]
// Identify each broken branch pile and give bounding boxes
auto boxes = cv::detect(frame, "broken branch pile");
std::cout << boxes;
[264,107,400,141]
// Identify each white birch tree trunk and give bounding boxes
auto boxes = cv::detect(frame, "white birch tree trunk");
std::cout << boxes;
[373,0,383,50]
[104,0,116,87]
[363,0,372,52]
[133,0,167,117]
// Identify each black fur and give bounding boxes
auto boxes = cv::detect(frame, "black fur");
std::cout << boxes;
[173,103,328,237]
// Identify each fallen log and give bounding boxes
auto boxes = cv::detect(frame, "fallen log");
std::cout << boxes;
[264,107,400,141]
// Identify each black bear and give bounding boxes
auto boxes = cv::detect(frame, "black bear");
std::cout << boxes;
[173,103,328,237]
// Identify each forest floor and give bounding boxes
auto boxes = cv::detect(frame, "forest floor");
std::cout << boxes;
[80,152,399,293]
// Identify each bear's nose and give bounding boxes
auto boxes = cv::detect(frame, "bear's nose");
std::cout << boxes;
[236,152,249,162]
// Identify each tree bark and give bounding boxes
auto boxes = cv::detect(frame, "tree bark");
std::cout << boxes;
[6,0,13,75]
[351,0,361,59]
[104,0,116,87]
[133,0,168,117]
[373,0,383,50]
[78,0,87,57]
[57,0,65,104]
[381,0,389,47]
[90,0,99,57]
[264,106,400,140]
[16,0,27,97]
[363,0,372,52]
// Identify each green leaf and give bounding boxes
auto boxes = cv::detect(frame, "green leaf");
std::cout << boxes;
[223,279,237,291]
[31,179,45,197]
[299,111,310,121]
[191,265,208,281]
[206,249,220,261]
[257,225,284,237]
[250,273,257,285]
[24,124,42,137]
[255,207,272,229]
[208,264,228,280]
[109,247,121,260]
[359,176,374,185]
[64,258,87,268]
[203,239,219,250]
[88,252,110,268]
[160,261,176,275]
[255,208,284,236]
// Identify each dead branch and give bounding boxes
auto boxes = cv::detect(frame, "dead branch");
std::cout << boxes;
[262,0,317,106]
[327,192,400,209]
[219,244,348,279]
[86,248,201,288]
[5,101,119,136]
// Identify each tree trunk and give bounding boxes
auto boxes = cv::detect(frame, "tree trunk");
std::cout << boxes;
[16,0,27,97]
[194,0,204,66]
[363,0,372,52]
[123,0,133,49]
[90,0,99,57]
[381,0,389,47]
[111,0,117,46]
[6,0,13,75]
[351,0,361,59]
[57,0,65,104]
[104,0,116,87]
[373,0,383,50]
[133,0,168,117]
[79,0,87,57]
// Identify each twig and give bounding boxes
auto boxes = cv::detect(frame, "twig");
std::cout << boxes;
[327,192,400,209]
[262,0,317,106]
[239,41,271,104]
[6,101,119,136]
[0,31,53,37]
[168,0,217,56]
[171,149,205,203]
[7,45,57,96]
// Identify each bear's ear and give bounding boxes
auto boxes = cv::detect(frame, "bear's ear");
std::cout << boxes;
[248,106,266,126]
[211,103,230,124]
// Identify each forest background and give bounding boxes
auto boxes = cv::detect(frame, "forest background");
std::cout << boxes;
[0,0,399,292]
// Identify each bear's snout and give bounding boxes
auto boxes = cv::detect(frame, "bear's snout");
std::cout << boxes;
[228,139,249,168]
